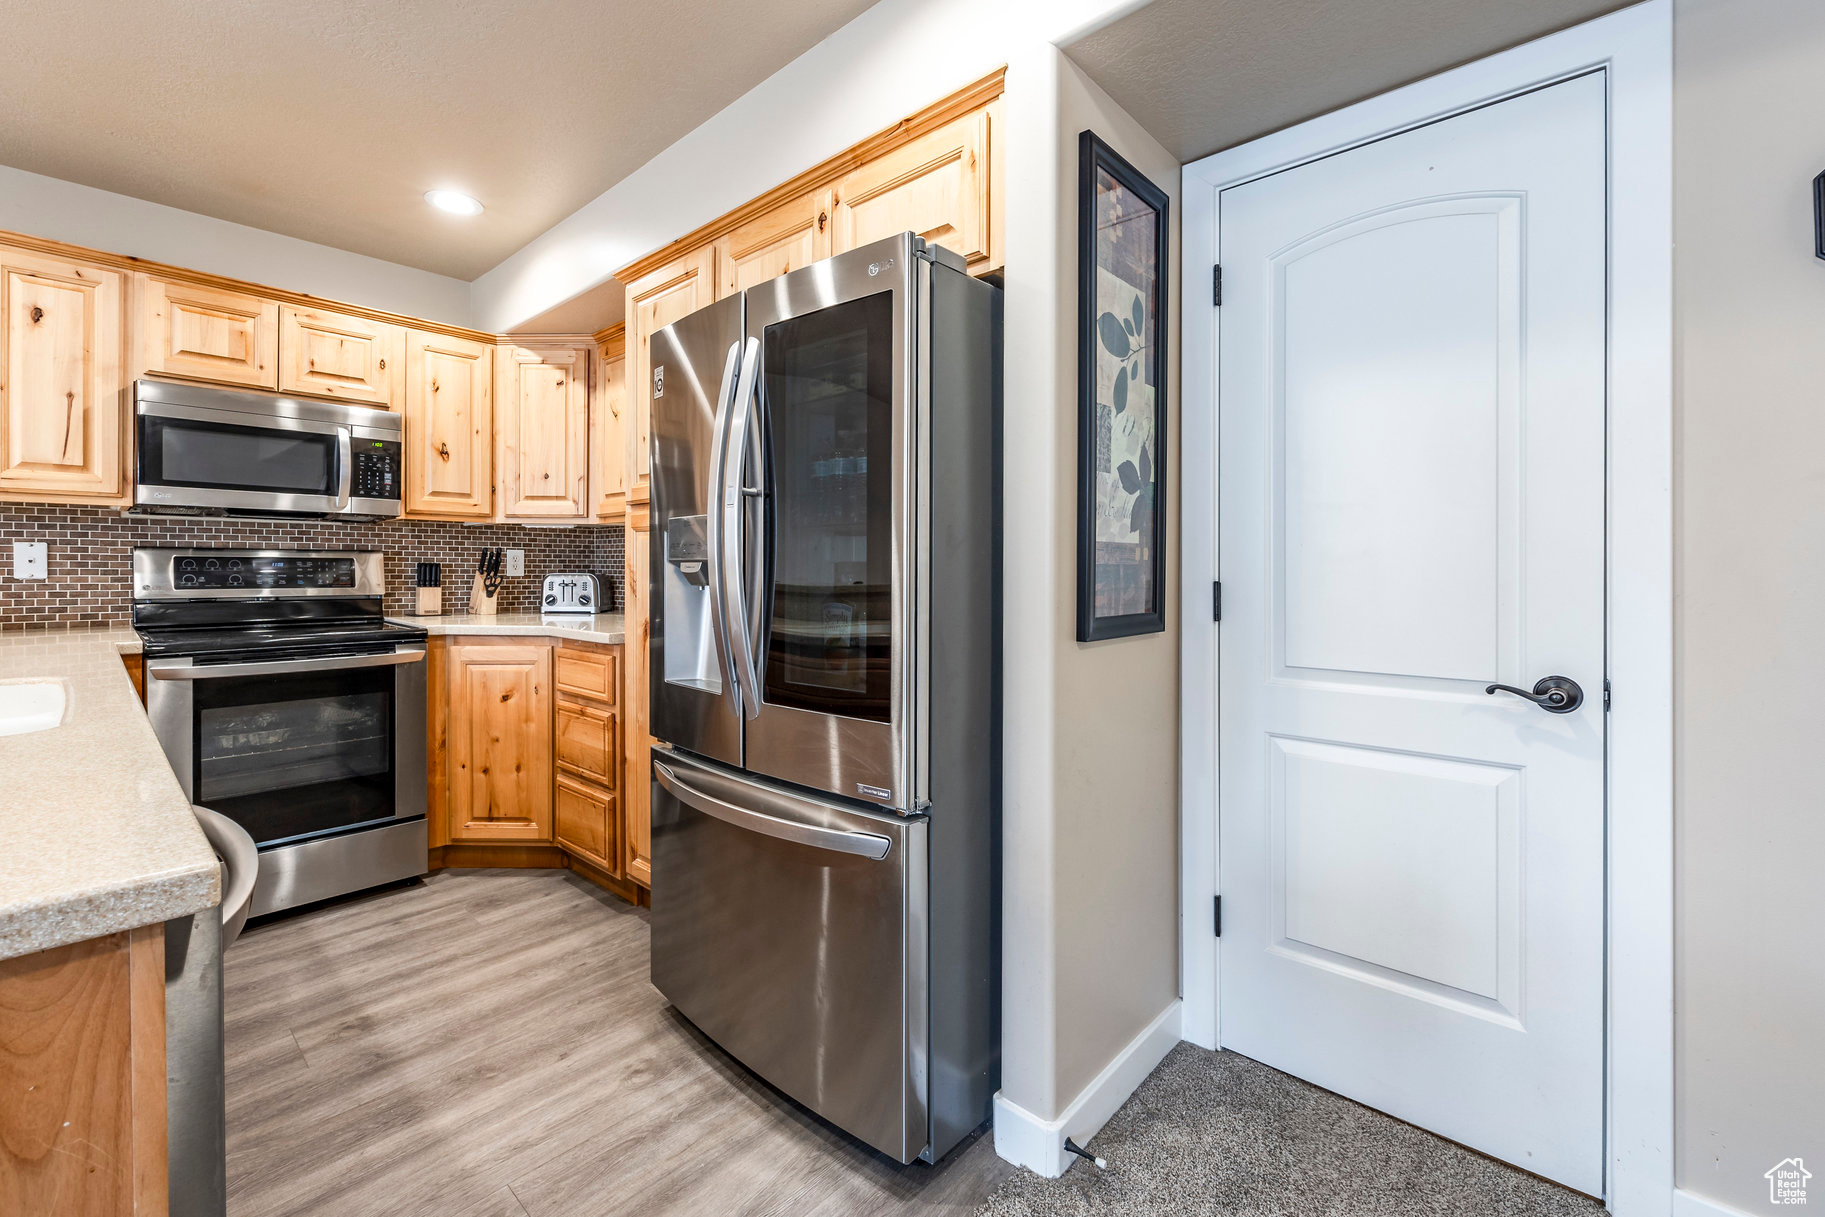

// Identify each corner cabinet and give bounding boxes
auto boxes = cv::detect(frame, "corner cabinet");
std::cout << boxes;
[0,245,127,502]
[447,642,554,843]
[591,328,626,521]
[496,343,591,521]
[403,330,493,519]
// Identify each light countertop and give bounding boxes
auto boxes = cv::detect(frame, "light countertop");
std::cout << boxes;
[0,628,221,963]
[390,611,625,645]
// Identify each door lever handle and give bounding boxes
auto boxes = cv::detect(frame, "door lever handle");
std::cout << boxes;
[1485,676,1583,714]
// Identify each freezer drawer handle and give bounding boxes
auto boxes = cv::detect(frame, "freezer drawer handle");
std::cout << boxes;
[654,761,892,860]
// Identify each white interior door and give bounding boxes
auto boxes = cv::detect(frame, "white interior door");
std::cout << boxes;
[1217,73,1607,1194]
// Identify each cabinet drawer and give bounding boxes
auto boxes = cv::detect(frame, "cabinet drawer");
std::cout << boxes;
[555,646,618,704]
[556,696,617,787]
[555,772,619,874]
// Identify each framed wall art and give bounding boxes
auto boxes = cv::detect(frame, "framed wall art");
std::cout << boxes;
[1077,130,1170,642]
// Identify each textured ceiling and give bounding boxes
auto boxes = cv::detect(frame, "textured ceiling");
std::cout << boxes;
[1062,0,1632,164]
[0,0,875,279]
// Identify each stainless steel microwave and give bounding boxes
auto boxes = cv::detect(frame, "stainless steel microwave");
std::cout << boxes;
[134,379,403,518]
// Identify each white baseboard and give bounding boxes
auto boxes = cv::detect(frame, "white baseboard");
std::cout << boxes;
[992,999,1182,1177]
[1671,1188,1756,1217]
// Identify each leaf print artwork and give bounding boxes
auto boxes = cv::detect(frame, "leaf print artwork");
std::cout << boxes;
[1079,137,1166,637]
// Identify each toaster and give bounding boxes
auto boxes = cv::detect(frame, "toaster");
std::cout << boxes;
[541,572,603,614]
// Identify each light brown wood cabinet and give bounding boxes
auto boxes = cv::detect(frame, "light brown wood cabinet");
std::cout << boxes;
[625,246,715,509]
[830,105,996,271]
[496,343,591,520]
[553,641,623,879]
[403,330,493,519]
[591,329,626,521]
[447,642,553,843]
[0,246,126,502]
[716,188,834,298]
[555,772,618,875]
[136,274,277,389]
[277,305,404,407]
[0,926,168,1217]
[622,535,653,888]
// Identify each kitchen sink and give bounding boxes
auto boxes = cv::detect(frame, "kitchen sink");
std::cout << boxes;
[0,678,69,736]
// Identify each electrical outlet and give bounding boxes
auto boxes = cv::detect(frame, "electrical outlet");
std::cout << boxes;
[12,542,46,580]
[503,549,525,577]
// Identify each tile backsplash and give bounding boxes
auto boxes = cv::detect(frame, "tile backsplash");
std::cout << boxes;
[0,505,625,629]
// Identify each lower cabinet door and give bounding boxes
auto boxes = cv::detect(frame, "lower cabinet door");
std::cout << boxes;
[555,771,619,875]
[448,643,552,841]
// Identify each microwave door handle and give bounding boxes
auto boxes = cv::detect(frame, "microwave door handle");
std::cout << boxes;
[705,340,743,717]
[723,337,764,720]
[335,427,354,509]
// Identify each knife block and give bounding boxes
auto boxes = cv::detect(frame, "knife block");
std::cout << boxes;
[469,574,498,616]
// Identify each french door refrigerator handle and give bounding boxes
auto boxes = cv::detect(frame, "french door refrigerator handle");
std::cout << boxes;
[705,340,744,717]
[723,336,764,720]
[654,760,892,859]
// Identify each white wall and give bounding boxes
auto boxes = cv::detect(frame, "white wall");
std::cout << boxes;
[467,0,1149,332]
[0,163,472,325]
[1672,0,1825,1211]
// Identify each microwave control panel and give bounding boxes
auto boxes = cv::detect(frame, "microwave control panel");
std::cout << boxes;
[352,441,402,501]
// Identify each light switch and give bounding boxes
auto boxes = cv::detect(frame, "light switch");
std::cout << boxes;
[503,549,525,577]
[12,542,46,580]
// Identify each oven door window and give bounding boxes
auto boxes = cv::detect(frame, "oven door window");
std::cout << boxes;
[192,665,396,847]
[140,414,340,497]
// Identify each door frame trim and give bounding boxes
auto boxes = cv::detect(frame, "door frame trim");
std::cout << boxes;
[1177,3,1672,1212]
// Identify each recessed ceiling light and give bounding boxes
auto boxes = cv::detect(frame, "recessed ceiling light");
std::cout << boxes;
[425,189,484,216]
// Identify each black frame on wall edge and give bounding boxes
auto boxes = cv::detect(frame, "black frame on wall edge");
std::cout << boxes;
[1077,129,1170,643]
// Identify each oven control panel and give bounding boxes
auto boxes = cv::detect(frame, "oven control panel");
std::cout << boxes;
[351,441,402,502]
[172,554,358,591]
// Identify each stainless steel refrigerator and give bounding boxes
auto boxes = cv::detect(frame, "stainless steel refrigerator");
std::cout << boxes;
[648,233,1000,1165]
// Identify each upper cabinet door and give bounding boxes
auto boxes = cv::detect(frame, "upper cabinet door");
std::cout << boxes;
[0,247,126,500]
[138,275,278,389]
[278,305,405,407]
[404,330,493,519]
[626,246,716,510]
[716,189,834,298]
[831,106,996,272]
[592,337,627,521]
[497,343,590,520]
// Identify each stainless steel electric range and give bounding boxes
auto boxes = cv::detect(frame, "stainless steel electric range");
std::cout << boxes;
[134,548,428,916]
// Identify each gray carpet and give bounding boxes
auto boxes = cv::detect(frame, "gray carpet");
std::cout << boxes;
[976,1044,1605,1217]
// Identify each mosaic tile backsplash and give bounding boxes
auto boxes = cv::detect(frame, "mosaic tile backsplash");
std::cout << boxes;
[0,505,625,629]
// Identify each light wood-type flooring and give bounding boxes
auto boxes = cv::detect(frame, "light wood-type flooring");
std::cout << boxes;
[225,868,1012,1217]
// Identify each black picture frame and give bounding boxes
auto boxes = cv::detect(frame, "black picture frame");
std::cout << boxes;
[1077,130,1170,642]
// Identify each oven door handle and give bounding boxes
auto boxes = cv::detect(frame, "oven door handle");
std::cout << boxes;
[148,648,426,680]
